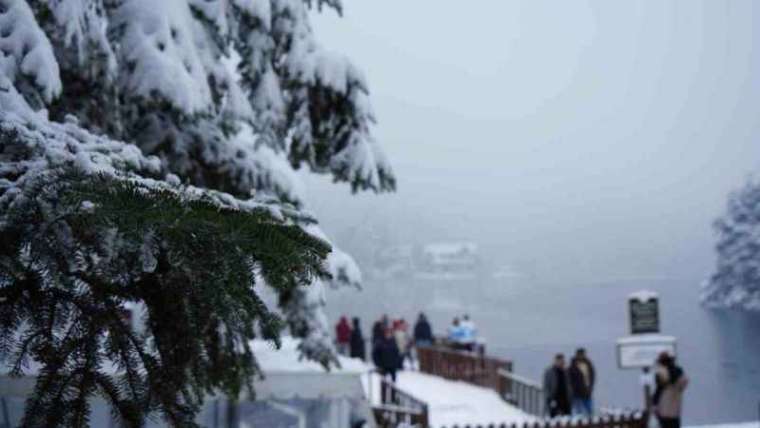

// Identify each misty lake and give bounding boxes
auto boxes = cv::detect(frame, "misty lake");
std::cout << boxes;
[327,276,760,425]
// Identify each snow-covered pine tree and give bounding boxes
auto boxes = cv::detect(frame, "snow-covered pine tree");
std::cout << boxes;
[702,178,760,311]
[0,0,393,425]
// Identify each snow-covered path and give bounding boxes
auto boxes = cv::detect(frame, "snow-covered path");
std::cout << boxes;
[365,370,536,428]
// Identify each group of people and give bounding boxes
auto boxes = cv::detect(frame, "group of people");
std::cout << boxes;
[445,314,479,352]
[339,316,688,425]
[542,349,688,426]
[334,313,435,382]
[542,349,596,417]
[334,316,367,360]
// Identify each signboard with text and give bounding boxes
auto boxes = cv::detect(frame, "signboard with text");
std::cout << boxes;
[628,292,659,335]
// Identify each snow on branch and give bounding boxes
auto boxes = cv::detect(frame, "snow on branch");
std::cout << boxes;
[0,0,61,104]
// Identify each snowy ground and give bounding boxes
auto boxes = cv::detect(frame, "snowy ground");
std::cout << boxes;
[245,340,760,428]
[365,370,536,428]
[688,424,759,428]
[253,337,535,427]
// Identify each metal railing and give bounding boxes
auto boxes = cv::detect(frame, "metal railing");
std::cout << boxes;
[371,372,429,428]
[497,368,544,416]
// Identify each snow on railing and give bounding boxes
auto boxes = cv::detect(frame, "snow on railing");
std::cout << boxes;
[438,411,648,428]
[371,371,429,428]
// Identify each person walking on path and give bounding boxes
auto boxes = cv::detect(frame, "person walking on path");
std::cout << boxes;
[335,316,352,356]
[373,328,402,382]
[653,352,689,428]
[372,314,389,346]
[349,317,366,361]
[413,313,433,347]
[568,348,595,416]
[543,353,572,417]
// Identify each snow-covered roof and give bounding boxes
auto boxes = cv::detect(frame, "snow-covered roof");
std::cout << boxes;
[251,336,371,374]
[628,290,659,302]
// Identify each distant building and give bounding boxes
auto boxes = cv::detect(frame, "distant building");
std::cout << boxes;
[418,242,479,277]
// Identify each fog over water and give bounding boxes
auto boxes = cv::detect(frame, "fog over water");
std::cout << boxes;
[301,1,760,423]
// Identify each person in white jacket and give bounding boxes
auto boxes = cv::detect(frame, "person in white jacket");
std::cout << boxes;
[460,314,477,352]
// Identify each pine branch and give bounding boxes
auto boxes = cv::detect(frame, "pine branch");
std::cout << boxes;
[1,172,332,426]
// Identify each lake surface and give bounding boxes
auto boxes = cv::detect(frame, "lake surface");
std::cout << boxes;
[327,275,760,425]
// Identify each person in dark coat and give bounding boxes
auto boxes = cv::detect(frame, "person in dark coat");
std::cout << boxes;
[568,348,595,415]
[371,314,389,345]
[543,353,571,417]
[413,313,433,347]
[372,328,402,382]
[349,317,366,361]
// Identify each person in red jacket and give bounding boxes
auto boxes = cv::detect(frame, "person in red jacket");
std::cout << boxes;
[335,316,352,355]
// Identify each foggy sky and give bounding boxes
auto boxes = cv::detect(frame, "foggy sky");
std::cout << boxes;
[304,1,760,283]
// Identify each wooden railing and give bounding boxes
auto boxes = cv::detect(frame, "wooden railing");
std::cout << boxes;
[497,368,544,416]
[438,412,648,428]
[372,374,429,428]
[417,345,512,394]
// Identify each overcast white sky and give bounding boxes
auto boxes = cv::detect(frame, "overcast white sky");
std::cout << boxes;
[304,1,760,282]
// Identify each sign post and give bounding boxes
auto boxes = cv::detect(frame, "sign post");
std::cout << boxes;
[616,290,676,419]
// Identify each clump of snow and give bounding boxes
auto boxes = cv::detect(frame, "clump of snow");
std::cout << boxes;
[251,336,370,374]
[0,0,62,103]
[304,224,362,288]
[111,0,212,114]
[224,124,305,204]
[326,247,363,288]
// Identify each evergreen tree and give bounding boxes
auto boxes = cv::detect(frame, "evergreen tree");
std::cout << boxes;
[0,0,393,425]
[703,178,760,311]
